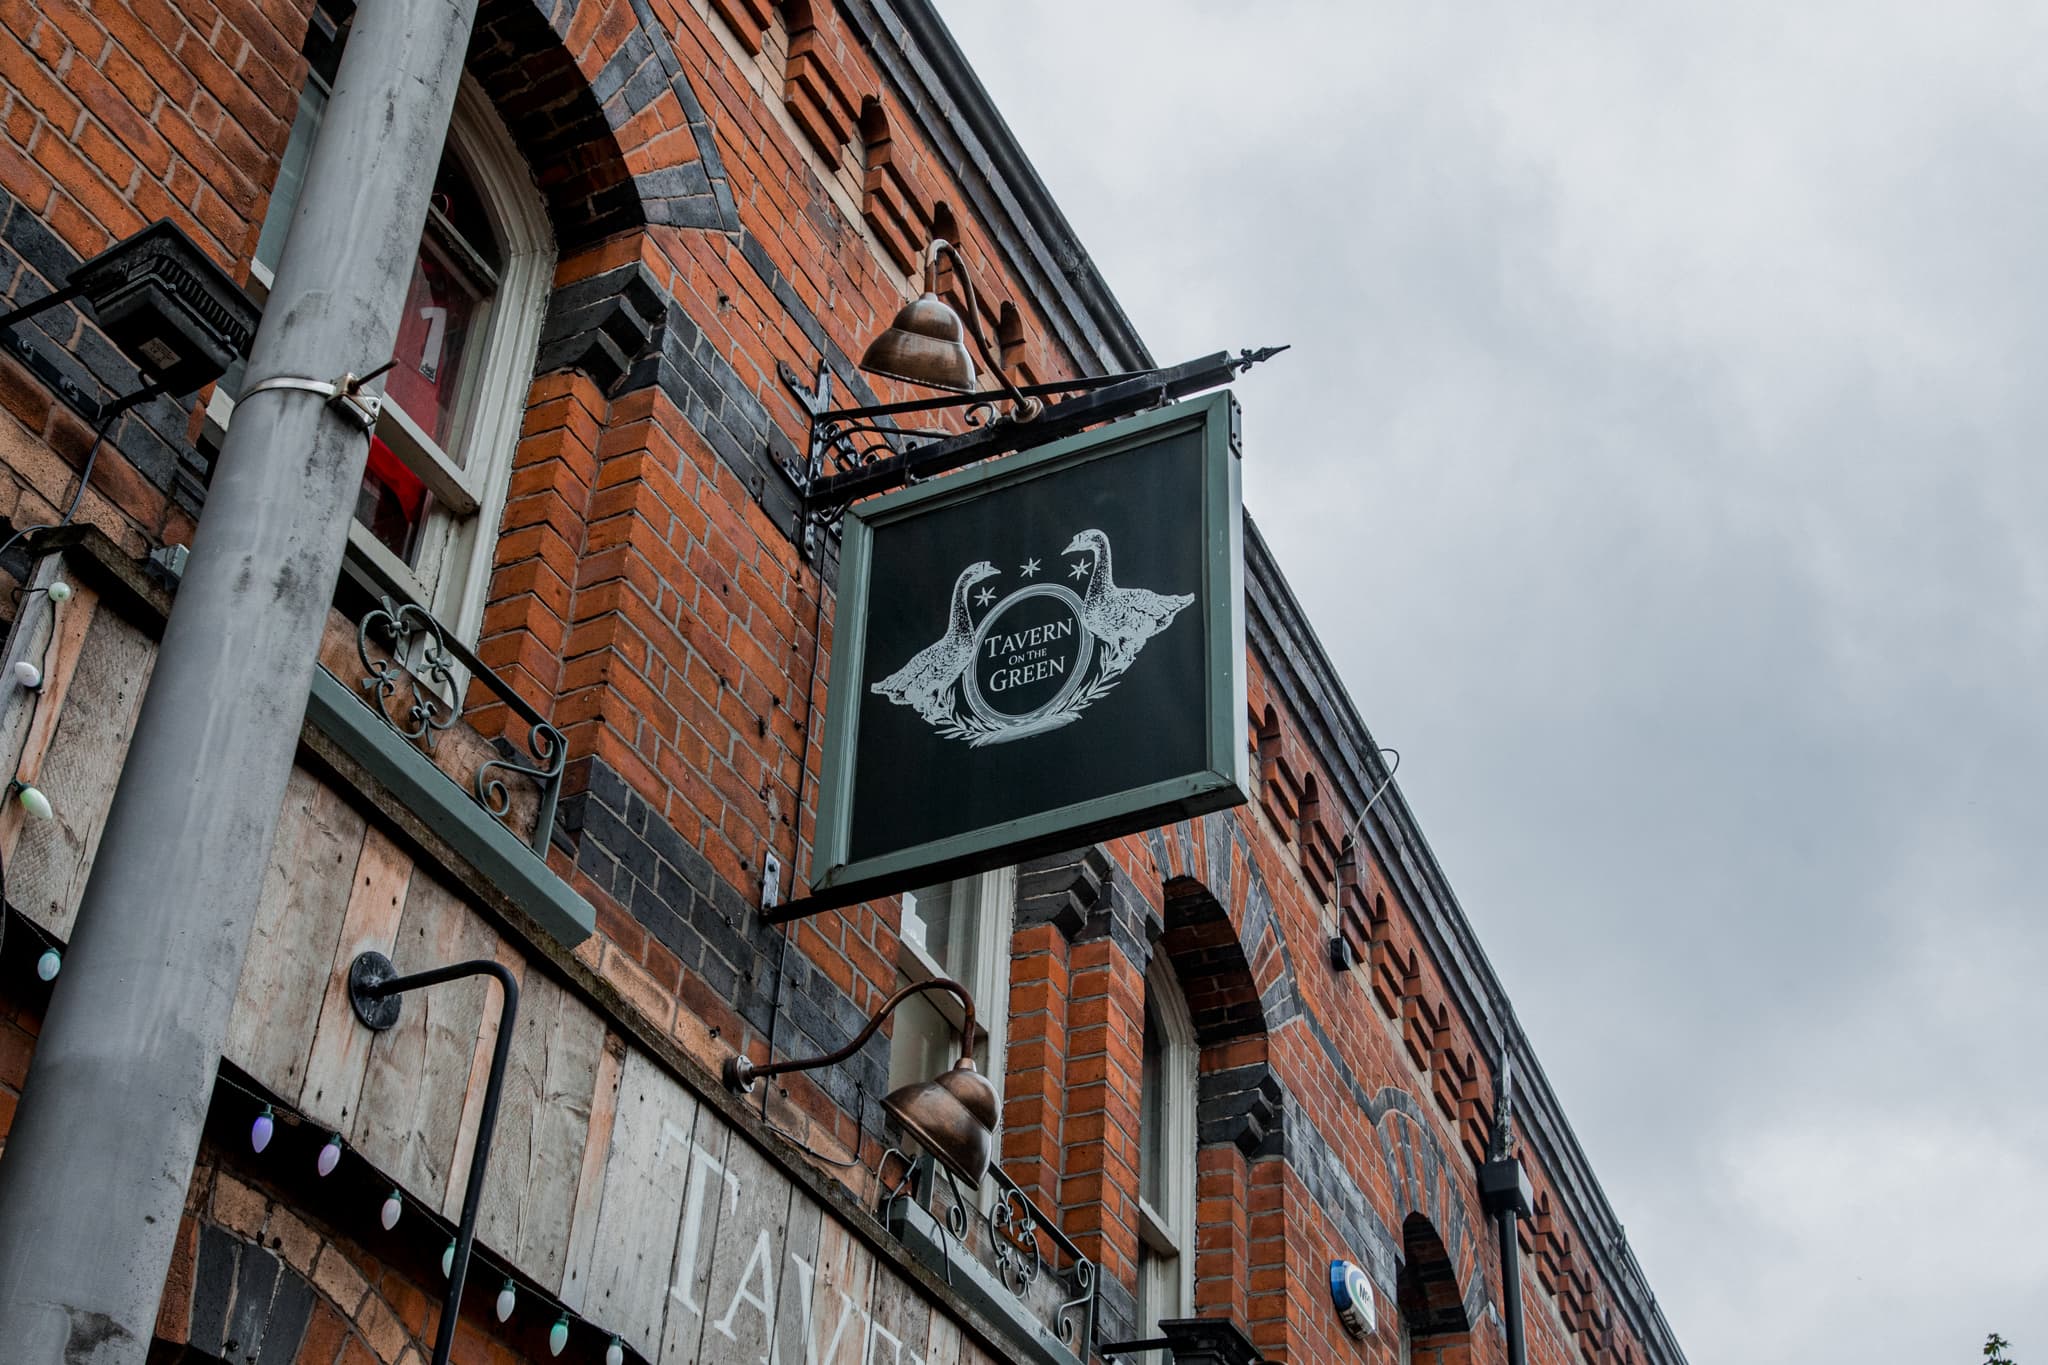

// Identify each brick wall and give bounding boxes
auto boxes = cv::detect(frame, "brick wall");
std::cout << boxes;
[0,0,1673,1360]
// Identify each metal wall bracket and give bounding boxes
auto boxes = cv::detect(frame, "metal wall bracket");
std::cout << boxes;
[240,369,386,431]
[771,347,1287,567]
[347,950,403,1030]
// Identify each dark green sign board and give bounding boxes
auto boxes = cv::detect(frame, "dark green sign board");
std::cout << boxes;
[810,391,1249,906]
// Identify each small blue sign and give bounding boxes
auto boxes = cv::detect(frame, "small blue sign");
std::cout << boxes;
[1330,1258,1376,1337]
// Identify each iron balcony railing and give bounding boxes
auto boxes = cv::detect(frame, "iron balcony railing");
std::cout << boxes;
[337,545,564,855]
[880,1151,1096,1365]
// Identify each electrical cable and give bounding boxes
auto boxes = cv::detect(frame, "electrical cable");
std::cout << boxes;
[1336,747,1402,852]
[210,1067,636,1360]
[750,563,872,1171]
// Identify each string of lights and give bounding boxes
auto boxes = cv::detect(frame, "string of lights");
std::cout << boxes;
[0,574,77,985]
[213,1066,629,1364]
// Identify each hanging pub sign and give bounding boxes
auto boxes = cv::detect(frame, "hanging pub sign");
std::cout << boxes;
[809,390,1249,908]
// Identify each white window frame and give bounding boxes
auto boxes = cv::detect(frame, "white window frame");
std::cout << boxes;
[212,74,552,648]
[1136,955,1198,1331]
[889,868,1015,1211]
[891,869,1014,1093]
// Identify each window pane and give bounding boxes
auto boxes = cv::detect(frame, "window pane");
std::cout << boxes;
[1140,999,1165,1208]
[252,79,327,271]
[433,152,502,274]
[356,435,427,563]
[385,238,488,451]
[900,881,958,968]
[887,989,952,1093]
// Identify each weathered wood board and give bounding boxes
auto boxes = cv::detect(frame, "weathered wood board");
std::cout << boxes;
[680,1132,798,1365]
[352,868,500,1208]
[581,1049,702,1359]
[227,768,367,1097]
[474,965,606,1294]
[5,586,150,941]
[296,825,414,1129]
[655,1104,735,1364]
[810,1199,880,1365]
[559,1033,626,1313]
[440,938,525,1222]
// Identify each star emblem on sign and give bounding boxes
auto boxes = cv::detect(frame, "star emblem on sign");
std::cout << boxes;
[1068,560,1089,581]
[974,586,996,607]
[1019,558,1040,579]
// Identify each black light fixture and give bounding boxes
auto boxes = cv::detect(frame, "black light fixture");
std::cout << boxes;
[1099,1316,1270,1365]
[723,976,998,1185]
[0,219,257,413]
[1479,1154,1534,1219]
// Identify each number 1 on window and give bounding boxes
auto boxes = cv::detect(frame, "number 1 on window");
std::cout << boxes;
[416,306,447,381]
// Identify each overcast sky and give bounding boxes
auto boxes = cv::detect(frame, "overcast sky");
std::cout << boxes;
[936,3,2048,1360]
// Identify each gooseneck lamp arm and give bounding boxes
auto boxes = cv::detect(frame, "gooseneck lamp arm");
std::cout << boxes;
[922,239,1043,422]
[723,976,976,1093]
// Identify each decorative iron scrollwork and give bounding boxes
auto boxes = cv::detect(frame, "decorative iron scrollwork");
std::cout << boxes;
[878,1149,1096,1358]
[1055,1258,1094,1345]
[988,1182,1044,1293]
[477,722,565,820]
[340,549,568,856]
[358,596,458,747]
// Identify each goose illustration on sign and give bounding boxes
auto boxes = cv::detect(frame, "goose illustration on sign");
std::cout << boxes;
[871,528,1194,747]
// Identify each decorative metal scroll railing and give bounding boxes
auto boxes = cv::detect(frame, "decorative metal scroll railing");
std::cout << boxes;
[880,1152,1096,1365]
[337,545,564,855]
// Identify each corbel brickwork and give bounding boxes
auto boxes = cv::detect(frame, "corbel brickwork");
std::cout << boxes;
[533,260,668,395]
[781,7,871,162]
[708,0,774,54]
[1197,1060,1284,1158]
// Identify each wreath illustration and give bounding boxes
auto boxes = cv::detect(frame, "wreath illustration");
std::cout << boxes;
[869,529,1194,747]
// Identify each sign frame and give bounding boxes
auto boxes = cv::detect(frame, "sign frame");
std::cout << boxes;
[808,390,1248,907]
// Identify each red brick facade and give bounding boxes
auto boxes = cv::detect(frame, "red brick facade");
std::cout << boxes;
[0,1,1681,1363]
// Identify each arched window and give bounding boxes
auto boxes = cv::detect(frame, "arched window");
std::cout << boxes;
[1136,955,1196,1330]
[229,1,554,644]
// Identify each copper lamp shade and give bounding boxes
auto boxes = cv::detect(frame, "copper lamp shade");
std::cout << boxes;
[859,290,977,393]
[883,1055,999,1186]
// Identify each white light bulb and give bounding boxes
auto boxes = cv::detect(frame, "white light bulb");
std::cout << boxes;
[18,785,52,821]
[45,582,70,604]
[13,660,40,688]
[316,1134,341,1177]
[495,1280,516,1322]
[380,1190,402,1230]
[441,1242,455,1278]
[250,1106,274,1154]
[549,1315,570,1356]
[35,947,60,981]
[606,1336,624,1365]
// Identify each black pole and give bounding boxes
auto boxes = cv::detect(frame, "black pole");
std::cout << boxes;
[1497,1208,1526,1365]
[1478,1042,1530,1365]
[349,953,519,1365]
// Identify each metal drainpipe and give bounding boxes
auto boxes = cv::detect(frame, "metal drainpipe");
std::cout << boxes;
[1497,1205,1527,1365]
[0,0,478,1355]
[1479,1048,1531,1365]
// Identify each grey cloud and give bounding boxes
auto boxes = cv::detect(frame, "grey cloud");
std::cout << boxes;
[939,1,2048,1359]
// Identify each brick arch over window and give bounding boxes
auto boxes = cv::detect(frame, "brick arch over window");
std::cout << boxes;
[1370,1092,1490,1331]
[468,0,643,250]
[472,0,742,244]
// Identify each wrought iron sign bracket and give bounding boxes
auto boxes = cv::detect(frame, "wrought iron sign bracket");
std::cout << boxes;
[774,347,1286,565]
